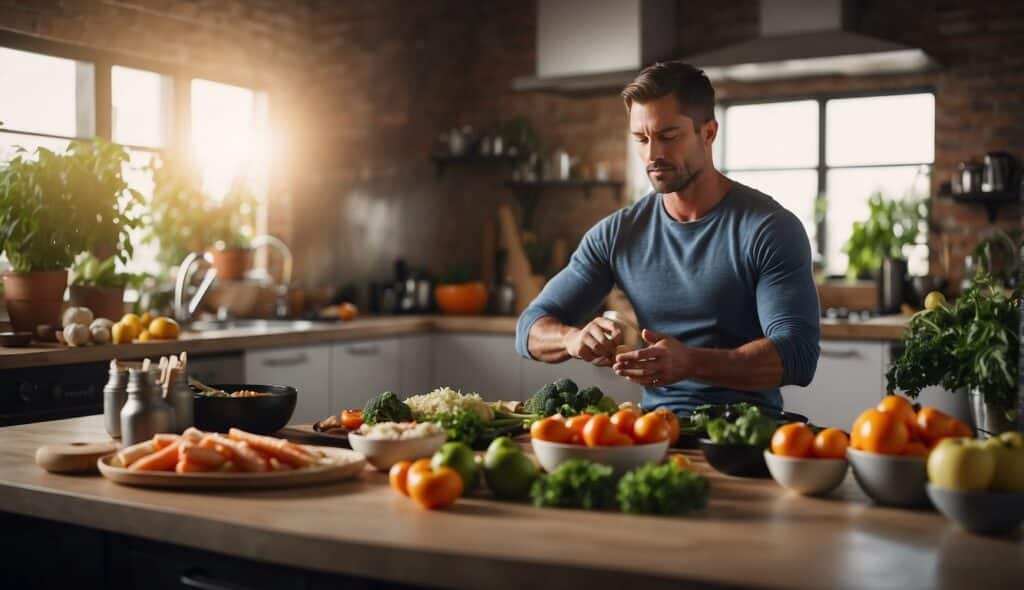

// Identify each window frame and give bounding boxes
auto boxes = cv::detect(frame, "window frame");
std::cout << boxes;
[717,88,935,274]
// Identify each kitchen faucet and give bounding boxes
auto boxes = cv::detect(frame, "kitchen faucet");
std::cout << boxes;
[248,234,294,318]
[173,251,217,323]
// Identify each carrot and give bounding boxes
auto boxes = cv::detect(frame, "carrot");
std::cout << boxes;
[181,444,229,468]
[218,461,239,473]
[175,458,212,473]
[129,440,181,472]
[181,427,206,443]
[114,441,157,468]
[268,457,294,471]
[228,428,315,467]
[201,434,268,472]
[153,433,180,449]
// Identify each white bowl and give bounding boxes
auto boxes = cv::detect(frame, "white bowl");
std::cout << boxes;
[847,447,929,507]
[764,450,849,496]
[926,484,1024,535]
[531,438,668,476]
[347,432,447,470]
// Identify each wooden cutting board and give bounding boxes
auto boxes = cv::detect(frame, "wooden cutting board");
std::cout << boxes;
[36,442,120,474]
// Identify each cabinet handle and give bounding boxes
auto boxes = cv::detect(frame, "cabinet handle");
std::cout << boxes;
[820,348,862,359]
[180,568,256,590]
[344,345,381,356]
[260,353,309,367]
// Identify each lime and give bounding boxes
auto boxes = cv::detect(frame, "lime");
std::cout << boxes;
[924,291,946,311]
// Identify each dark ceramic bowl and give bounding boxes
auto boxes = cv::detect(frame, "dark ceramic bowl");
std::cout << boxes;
[698,438,771,478]
[675,410,812,450]
[193,384,297,435]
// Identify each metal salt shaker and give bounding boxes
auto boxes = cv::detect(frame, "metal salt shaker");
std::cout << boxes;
[102,361,128,438]
[120,368,176,446]
[163,368,194,433]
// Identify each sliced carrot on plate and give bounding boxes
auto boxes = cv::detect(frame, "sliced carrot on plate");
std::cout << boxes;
[228,428,315,467]
[129,441,181,472]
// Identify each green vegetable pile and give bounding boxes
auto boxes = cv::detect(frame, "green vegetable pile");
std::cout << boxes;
[362,391,413,425]
[525,378,618,418]
[700,403,775,448]
[428,409,484,446]
[530,459,618,510]
[617,462,710,515]
[887,272,1020,416]
[531,459,711,516]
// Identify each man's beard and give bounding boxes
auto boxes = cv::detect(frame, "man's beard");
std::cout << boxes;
[647,162,701,194]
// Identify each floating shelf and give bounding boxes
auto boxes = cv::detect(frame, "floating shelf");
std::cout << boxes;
[430,154,524,176]
[941,189,1019,223]
[504,179,623,199]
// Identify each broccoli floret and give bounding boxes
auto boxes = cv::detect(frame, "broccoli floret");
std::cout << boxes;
[553,378,578,395]
[525,384,559,414]
[590,396,618,414]
[362,391,413,425]
[543,397,561,416]
[579,386,603,406]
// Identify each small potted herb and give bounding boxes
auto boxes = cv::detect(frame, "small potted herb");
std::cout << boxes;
[843,193,927,280]
[886,272,1021,436]
[0,139,140,332]
[206,179,257,281]
[68,253,146,320]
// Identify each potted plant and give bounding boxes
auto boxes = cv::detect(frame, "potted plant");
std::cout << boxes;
[0,139,140,332]
[886,272,1021,437]
[68,253,146,321]
[206,178,257,281]
[843,193,927,280]
[434,264,488,316]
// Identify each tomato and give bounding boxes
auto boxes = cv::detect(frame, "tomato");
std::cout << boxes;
[902,441,930,457]
[812,428,849,459]
[667,454,693,471]
[610,409,638,436]
[853,408,909,455]
[876,395,918,440]
[632,413,670,444]
[406,463,463,509]
[582,414,618,447]
[654,408,681,446]
[341,409,364,431]
[850,410,869,450]
[606,431,635,446]
[565,414,592,440]
[771,423,815,458]
[915,407,953,445]
[530,417,574,443]
[947,418,973,439]
[389,460,413,496]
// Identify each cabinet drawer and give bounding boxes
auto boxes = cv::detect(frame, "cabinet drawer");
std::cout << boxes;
[331,338,401,412]
[245,345,331,425]
[782,340,885,429]
[432,334,521,400]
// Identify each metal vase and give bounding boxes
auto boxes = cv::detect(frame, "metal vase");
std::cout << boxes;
[967,388,1017,438]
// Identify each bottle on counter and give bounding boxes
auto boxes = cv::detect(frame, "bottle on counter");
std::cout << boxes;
[163,367,194,433]
[102,360,129,439]
[120,367,176,446]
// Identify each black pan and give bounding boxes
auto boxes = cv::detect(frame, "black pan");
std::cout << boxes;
[193,384,297,435]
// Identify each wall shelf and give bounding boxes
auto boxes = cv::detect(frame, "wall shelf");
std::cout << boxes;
[430,154,524,176]
[941,189,1020,223]
[504,179,623,199]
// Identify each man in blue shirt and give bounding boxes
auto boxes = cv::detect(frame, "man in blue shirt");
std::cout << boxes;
[515,61,820,416]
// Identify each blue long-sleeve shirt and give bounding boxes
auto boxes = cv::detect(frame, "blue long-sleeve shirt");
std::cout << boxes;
[515,182,821,416]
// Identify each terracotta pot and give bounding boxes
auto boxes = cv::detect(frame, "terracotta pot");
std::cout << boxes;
[434,282,489,315]
[210,247,251,281]
[68,284,126,321]
[3,270,68,333]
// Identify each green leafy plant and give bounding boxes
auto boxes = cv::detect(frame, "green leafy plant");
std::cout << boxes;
[843,193,927,280]
[70,252,148,289]
[0,139,141,272]
[616,462,710,515]
[973,229,1021,288]
[886,272,1021,417]
[208,177,257,250]
[530,459,618,510]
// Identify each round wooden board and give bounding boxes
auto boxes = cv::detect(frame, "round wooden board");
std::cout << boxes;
[97,445,366,489]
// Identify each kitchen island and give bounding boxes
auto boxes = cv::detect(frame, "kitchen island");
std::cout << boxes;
[1,416,1020,590]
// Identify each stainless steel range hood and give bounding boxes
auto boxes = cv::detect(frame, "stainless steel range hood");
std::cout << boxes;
[688,0,938,82]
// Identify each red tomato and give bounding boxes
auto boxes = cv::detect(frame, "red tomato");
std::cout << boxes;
[530,417,574,443]
[632,413,670,444]
[341,409,364,431]
[771,423,815,458]
[811,428,849,459]
[582,414,618,447]
[406,463,463,509]
[610,409,638,436]
[854,408,909,455]
[389,460,412,496]
[876,395,918,440]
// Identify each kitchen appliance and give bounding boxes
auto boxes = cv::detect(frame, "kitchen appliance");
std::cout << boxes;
[981,151,1016,192]
[958,161,983,194]
[878,257,908,314]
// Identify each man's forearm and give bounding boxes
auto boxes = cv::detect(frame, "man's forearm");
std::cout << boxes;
[689,337,784,391]
[527,316,574,363]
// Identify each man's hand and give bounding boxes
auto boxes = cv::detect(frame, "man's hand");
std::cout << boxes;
[613,329,695,386]
[563,317,624,367]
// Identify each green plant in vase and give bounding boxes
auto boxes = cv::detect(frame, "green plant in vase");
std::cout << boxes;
[843,192,927,280]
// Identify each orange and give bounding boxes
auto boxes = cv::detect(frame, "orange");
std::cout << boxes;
[136,329,153,342]
[853,408,909,455]
[632,413,670,444]
[338,302,358,321]
[654,408,681,446]
[947,418,973,438]
[667,454,693,471]
[771,423,815,458]
[389,460,413,496]
[811,428,849,459]
[902,441,930,457]
[119,313,143,336]
[565,414,592,438]
[915,407,952,446]
[877,395,918,440]
[610,409,638,436]
[148,317,180,340]
[530,417,573,444]
[582,414,618,447]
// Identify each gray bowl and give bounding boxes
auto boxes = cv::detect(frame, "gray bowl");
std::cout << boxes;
[927,484,1024,534]
[847,448,929,508]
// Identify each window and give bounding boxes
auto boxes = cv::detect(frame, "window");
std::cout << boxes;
[719,92,934,276]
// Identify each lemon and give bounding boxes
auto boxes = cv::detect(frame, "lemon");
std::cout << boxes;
[924,291,947,311]
[111,322,133,344]
[139,311,153,327]
[120,313,143,336]
[137,329,153,342]
[148,317,180,340]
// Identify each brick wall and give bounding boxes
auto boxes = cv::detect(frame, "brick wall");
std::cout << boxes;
[1,0,1020,298]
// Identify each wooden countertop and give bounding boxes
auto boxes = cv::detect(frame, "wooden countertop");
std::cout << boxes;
[0,314,909,370]
[1,416,1019,590]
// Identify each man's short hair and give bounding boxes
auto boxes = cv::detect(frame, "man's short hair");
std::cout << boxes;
[621,61,716,132]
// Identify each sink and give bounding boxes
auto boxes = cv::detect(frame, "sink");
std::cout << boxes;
[186,319,319,333]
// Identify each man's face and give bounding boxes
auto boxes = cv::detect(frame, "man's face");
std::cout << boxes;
[629,94,717,194]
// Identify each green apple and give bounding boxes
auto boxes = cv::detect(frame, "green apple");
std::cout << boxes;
[431,442,479,495]
[484,436,521,469]
[927,438,996,491]
[484,447,538,500]
[985,433,1024,493]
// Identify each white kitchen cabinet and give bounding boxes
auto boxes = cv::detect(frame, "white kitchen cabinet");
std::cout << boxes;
[782,340,886,429]
[331,338,401,413]
[519,357,644,406]
[245,345,331,425]
[399,335,434,395]
[431,334,522,401]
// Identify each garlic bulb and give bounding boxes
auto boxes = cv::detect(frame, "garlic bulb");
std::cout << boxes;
[90,318,114,332]
[63,323,91,347]
[90,325,111,345]
[62,306,94,328]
